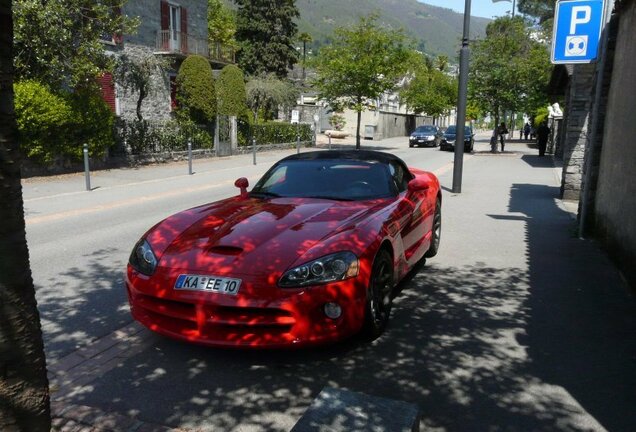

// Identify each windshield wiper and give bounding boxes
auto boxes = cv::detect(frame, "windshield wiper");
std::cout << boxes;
[306,195,354,201]
[249,191,282,199]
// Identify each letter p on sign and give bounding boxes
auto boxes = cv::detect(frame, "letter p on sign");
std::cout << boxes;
[570,6,591,34]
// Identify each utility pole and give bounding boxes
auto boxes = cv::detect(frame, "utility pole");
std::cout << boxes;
[452,0,472,193]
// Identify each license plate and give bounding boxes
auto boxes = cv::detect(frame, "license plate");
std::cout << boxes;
[174,274,241,295]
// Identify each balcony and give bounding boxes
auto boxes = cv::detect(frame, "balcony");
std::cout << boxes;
[155,30,235,64]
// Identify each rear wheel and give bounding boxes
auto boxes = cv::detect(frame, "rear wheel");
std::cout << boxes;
[424,197,442,258]
[362,249,394,339]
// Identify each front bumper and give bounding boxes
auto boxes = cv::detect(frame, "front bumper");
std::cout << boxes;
[126,266,369,348]
[409,137,436,146]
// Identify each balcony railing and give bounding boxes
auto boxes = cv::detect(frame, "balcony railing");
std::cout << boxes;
[156,30,235,63]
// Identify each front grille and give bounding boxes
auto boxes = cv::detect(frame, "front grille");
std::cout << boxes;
[135,293,296,337]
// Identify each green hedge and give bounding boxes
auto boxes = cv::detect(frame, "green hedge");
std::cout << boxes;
[14,80,114,164]
[117,119,213,154]
[238,121,312,146]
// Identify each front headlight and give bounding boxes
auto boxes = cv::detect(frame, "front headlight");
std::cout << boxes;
[129,239,158,276]
[427,136,435,141]
[279,251,359,288]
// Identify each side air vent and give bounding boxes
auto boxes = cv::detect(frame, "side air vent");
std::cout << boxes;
[207,245,243,256]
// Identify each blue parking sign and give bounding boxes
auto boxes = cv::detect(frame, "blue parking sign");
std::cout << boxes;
[552,0,605,64]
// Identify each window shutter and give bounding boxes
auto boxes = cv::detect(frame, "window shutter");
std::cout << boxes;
[99,73,117,113]
[160,1,169,49]
[160,1,169,30]
[180,7,188,53]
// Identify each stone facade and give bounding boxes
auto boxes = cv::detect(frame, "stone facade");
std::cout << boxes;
[108,0,210,122]
[592,0,636,286]
[123,0,208,50]
[559,64,595,201]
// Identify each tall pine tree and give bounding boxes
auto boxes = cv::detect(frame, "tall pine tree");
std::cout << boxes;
[235,0,299,78]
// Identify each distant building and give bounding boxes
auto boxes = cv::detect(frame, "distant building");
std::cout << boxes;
[98,0,234,122]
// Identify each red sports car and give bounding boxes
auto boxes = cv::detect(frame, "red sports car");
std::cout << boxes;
[126,150,441,348]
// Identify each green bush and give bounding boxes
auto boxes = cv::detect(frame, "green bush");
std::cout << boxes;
[14,80,114,163]
[14,80,73,162]
[239,121,312,146]
[176,55,216,124]
[68,88,115,160]
[329,113,346,131]
[217,65,247,116]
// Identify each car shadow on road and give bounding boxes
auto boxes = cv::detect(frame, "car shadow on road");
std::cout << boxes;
[53,183,636,431]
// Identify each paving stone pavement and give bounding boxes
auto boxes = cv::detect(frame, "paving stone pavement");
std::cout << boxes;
[48,322,185,431]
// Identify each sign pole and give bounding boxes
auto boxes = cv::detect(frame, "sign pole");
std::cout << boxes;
[452,0,472,194]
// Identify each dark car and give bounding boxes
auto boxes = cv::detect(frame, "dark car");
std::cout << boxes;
[440,125,474,152]
[409,125,442,148]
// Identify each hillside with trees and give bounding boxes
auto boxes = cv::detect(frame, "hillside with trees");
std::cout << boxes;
[295,0,490,58]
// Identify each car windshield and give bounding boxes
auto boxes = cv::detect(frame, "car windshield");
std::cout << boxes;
[251,159,396,201]
[445,126,472,135]
[414,126,436,133]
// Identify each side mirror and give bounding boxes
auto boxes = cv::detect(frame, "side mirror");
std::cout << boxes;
[408,178,429,192]
[235,177,249,198]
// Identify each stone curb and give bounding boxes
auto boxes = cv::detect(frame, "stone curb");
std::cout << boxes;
[51,401,187,432]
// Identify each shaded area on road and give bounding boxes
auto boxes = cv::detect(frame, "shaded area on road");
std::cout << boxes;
[36,247,131,360]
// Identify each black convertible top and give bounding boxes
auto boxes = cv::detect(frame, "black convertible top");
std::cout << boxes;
[281,150,405,166]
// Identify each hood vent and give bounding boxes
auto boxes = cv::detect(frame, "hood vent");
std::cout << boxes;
[207,245,243,256]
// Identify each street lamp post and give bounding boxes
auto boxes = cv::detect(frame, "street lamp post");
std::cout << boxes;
[452,0,472,193]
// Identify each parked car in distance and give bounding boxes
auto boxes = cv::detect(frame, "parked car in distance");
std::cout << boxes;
[440,125,474,152]
[409,125,442,148]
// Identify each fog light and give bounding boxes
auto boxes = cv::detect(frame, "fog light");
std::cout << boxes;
[324,302,342,319]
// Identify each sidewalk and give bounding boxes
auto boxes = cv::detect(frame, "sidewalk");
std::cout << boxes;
[42,135,635,431]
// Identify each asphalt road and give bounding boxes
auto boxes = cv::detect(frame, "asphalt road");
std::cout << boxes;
[26,133,635,431]
[24,136,460,361]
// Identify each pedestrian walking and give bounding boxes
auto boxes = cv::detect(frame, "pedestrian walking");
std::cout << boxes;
[523,122,531,140]
[536,122,550,156]
[497,122,508,152]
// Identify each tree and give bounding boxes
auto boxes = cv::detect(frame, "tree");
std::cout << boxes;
[208,0,237,49]
[298,32,313,81]
[435,55,449,72]
[400,56,457,123]
[217,65,247,117]
[246,75,299,123]
[518,0,556,24]
[235,0,300,78]
[13,0,138,88]
[468,16,551,130]
[0,1,51,430]
[176,55,216,124]
[114,53,168,122]
[313,14,412,149]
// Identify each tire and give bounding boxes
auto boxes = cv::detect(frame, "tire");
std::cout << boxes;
[362,249,394,340]
[424,197,442,258]
[409,143,414,148]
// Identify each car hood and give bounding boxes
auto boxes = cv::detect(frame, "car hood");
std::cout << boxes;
[150,197,389,276]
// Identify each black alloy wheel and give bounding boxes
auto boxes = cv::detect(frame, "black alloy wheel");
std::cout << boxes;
[424,197,442,258]
[362,249,394,339]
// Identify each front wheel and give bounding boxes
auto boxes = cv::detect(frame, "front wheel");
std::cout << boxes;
[362,249,394,340]
[424,197,442,258]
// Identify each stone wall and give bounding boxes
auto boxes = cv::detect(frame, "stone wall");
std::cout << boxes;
[116,44,173,122]
[593,0,636,286]
[559,64,595,201]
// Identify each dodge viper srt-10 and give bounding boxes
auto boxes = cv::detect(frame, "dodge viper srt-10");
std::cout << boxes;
[126,150,441,348]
